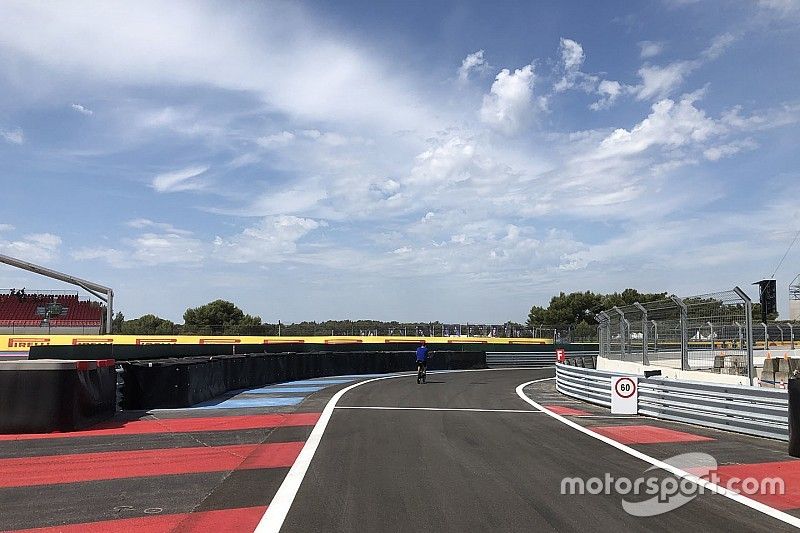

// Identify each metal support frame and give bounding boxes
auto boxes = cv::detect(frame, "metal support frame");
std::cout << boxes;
[651,320,658,354]
[634,302,649,365]
[707,321,715,358]
[734,321,743,350]
[0,253,114,333]
[671,296,689,371]
[612,307,625,359]
[733,286,755,384]
[791,323,795,351]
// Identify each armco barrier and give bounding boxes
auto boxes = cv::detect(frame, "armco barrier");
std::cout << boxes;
[487,350,598,368]
[637,378,788,441]
[0,359,116,433]
[121,351,486,409]
[555,362,789,441]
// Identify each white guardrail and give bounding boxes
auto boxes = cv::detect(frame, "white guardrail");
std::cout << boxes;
[487,351,598,368]
[555,362,789,441]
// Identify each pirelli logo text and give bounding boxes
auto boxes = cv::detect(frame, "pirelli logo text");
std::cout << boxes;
[8,337,51,348]
[136,338,178,345]
[72,338,114,345]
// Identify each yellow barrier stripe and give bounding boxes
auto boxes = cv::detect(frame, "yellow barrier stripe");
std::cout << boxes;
[0,334,557,352]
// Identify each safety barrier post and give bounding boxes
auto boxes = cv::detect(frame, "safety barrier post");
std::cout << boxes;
[734,286,755,384]
[671,296,689,371]
[634,302,648,366]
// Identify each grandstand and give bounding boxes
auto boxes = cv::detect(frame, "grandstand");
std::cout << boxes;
[0,289,102,333]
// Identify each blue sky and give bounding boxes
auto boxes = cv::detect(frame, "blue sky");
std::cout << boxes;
[0,0,799,323]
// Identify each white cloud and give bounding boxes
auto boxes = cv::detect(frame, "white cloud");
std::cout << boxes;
[0,224,14,232]
[597,92,721,158]
[213,216,322,263]
[554,38,586,92]
[71,247,129,268]
[1,127,24,145]
[256,131,295,147]
[71,103,93,115]
[590,80,624,110]
[703,138,758,161]
[458,50,488,82]
[638,41,665,59]
[0,2,443,135]
[634,33,736,101]
[0,233,61,262]
[151,165,209,193]
[126,218,192,235]
[480,65,535,134]
[130,232,205,265]
[701,33,735,60]
[635,61,694,100]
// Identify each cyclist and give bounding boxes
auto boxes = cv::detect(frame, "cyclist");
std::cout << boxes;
[416,341,429,384]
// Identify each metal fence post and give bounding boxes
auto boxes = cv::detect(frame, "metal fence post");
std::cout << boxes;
[733,286,754,384]
[707,321,714,358]
[634,302,648,365]
[791,323,795,351]
[671,296,689,371]
[777,324,785,347]
[763,322,769,350]
[651,320,658,354]
[613,307,625,358]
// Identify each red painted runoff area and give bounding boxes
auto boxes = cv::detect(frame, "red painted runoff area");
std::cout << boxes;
[693,460,800,510]
[543,405,591,416]
[9,506,268,533]
[0,442,304,488]
[0,412,321,441]
[590,425,714,444]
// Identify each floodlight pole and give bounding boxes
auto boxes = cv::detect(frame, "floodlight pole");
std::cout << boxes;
[0,253,114,334]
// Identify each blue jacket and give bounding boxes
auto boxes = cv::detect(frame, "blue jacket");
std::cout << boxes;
[416,346,429,362]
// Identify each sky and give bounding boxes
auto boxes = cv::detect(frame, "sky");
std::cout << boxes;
[0,0,799,324]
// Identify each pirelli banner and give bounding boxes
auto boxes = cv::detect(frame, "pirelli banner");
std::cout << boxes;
[1,334,551,353]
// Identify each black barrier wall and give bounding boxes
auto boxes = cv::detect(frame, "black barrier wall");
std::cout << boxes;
[120,351,486,409]
[30,342,598,361]
[0,363,116,433]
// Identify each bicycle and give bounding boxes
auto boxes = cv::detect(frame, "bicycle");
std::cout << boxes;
[416,361,427,384]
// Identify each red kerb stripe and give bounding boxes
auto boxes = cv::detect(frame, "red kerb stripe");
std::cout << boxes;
[0,442,303,488]
[0,412,321,441]
[9,506,268,533]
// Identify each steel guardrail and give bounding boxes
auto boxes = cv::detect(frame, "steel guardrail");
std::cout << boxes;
[487,350,598,368]
[554,362,789,441]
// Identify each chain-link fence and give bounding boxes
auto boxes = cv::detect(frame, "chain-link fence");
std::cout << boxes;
[598,287,754,379]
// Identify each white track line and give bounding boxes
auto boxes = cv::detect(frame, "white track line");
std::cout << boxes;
[255,367,549,532]
[516,378,800,529]
[335,406,542,413]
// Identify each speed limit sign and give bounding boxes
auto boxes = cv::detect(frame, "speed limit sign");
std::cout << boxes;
[611,376,638,414]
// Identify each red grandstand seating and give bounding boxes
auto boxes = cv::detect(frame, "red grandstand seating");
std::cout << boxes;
[0,292,101,328]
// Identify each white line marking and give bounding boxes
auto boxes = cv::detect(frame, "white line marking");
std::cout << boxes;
[255,367,549,532]
[335,406,542,413]
[516,379,800,528]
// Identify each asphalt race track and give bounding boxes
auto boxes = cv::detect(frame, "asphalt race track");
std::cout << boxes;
[276,368,797,532]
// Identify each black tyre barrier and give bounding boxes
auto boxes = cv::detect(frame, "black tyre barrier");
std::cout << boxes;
[30,342,598,361]
[789,378,800,457]
[120,351,486,410]
[0,359,117,433]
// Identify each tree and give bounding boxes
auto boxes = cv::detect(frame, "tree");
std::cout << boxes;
[121,314,176,334]
[183,300,262,328]
[111,311,125,334]
[527,289,669,328]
